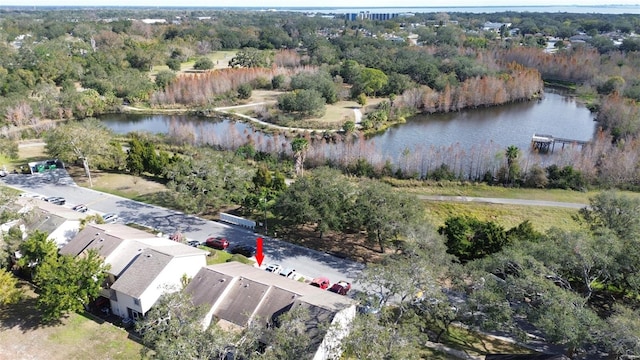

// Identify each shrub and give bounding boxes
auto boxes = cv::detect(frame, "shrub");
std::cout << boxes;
[193,57,214,70]
[237,83,253,99]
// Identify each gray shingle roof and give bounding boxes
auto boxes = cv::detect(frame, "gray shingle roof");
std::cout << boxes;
[185,262,355,328]
[59,225,124,258]
[110,248,173,298]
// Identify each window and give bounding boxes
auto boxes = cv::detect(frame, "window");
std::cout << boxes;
[133,298,140,306]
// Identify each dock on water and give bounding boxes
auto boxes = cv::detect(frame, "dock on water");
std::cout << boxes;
[531,133,589,153]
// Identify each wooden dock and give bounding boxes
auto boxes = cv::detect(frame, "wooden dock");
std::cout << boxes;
[531,133,588,153]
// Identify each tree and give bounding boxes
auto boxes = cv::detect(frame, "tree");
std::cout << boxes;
[439,216,509,262]
[353,68,388,97]
[155,70,176,90]
[342,120,355,133]
[0,268,23,305]
[273,167,355,238]
[164,149,252,215]
[343,314,421,360]
[138,290,241,360]
[277,89,326,117]
[504,145,520,185]
[604,305,640,358]
[357,223,453,310]
[290,137,308,177]
[351,180,422,253]
[34,249,109,322]
[260,306,317,360]
[17,230,58,279]
[229,47,269,68]
[576,191,640,292]
[45,118,114,187]
[126,136,145,176]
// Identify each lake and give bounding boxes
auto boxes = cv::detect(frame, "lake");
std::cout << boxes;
[99,89,596,177]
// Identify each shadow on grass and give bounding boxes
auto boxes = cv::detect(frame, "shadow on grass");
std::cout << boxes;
[135,191,179,209]
[441,326,534,356]
[0,282,62,332]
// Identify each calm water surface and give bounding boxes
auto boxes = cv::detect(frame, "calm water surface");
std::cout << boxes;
[99,89,596,160]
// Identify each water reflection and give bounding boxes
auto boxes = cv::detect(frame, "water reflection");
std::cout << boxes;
[99,90,596,178]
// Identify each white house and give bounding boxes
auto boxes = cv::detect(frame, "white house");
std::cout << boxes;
[185,262,357,360]
[17,197,85,247]
[60,223,208,321]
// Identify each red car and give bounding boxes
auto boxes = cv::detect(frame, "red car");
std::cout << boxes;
[205,237,229,250]
[328,280,351,295]
[310,277,331,290]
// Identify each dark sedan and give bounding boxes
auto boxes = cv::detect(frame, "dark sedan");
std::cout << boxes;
[229,245,255,258]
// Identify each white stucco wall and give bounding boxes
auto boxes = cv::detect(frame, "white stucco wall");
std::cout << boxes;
[110,254,205,319]
[313,305,356,360]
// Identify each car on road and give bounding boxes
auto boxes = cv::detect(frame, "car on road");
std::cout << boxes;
[309,277,331,290]
[72,204,89,213]
[187,240,201,247]
[265,264,282,273]
[279,267,296,279]
[102,213,118,223]
[44,196,66,205]
[328,280,351,296]
[205,237,230,250]
[229,245,255,258]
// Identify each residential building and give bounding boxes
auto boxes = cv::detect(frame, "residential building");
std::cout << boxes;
[17,197,85,247]
[60,223,208,321]
[185,262,357,360]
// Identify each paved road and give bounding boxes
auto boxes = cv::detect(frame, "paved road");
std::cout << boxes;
[2,170,364,289]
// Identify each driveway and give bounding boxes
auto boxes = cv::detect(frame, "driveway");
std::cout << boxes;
[2,170,364,290]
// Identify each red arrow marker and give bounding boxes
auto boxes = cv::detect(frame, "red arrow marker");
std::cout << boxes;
[255,237,264,267]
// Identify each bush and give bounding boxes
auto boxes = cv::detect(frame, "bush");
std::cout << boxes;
[237,83,253,99]
[155,70,176,89]
[166,58,181,71]
[277,89,326,117]
[272,74,285,89]
[193,57,214,70]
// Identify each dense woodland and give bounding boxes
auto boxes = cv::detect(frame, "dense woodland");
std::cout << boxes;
[1,8,640,360]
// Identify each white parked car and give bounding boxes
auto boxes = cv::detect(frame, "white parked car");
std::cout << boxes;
[102,213,118,223]
[279,267,296,279]
[265,264,282,273]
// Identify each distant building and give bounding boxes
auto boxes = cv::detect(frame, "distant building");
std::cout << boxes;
[140,19,167,24]
[344,11,400,21]
[483,21,511,32]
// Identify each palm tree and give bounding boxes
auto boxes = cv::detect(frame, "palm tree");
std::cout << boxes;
[291,137,309,177]
[505,145,520,184]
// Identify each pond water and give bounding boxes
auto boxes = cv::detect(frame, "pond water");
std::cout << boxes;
[99,89,596,175]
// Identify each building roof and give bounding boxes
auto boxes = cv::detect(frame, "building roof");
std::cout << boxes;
[185,262,355,328]
[61,223,208,283]
[58,227,125,259]
[185,262,356,358]
[110,248,173,298]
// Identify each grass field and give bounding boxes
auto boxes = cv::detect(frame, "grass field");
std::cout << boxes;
[0,283,145,360]
[423,200,582,232]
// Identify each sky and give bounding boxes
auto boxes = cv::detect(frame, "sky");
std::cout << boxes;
[3,0,640,8]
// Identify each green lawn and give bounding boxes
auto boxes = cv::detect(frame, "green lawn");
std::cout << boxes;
[423,201,582,232]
